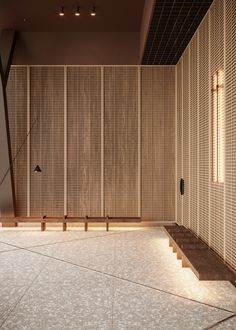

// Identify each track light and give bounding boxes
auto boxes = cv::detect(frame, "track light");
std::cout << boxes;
[59,6,64,16]
[34,165,42,173]
[91,6,96,16]
[75,6,80,16]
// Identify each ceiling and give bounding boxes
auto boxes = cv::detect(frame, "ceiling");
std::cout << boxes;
[0,0,145,32]
[142,0,213,65]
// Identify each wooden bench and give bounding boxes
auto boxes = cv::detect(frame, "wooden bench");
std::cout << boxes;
[0,215,141,232]
[164,225,236,284]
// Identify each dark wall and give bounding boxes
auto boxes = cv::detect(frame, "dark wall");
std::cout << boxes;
[12,32,140,65]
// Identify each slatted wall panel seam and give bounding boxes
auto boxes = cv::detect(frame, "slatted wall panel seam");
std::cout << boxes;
[198,13,210,244]
[30,67,64,216]
[182,48,190,228]
[7,67,27,216]
[189,34,199,234]
[67,67,102,217]
[225,0,236,271]
[209,0,225,258]
[176,60,183,225]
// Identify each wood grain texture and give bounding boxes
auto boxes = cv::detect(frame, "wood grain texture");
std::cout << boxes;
[67,67,101,217]
[164,67,176,222]
[182,49,190,228]
[104,67,139,216]
[7,67,27,216]
[7,65,175,223]
[141,66,175,221]
[30,67,64,216]
[176,60,183,225]
[209,0,225,259]
[198,14,210,244]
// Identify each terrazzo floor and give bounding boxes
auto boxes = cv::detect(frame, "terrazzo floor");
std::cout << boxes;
[0,226,235,330]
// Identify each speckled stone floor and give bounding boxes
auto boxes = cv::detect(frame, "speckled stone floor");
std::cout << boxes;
[0,227,235,330]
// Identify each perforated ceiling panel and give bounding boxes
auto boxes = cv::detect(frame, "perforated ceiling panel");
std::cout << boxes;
[142,0,213,65]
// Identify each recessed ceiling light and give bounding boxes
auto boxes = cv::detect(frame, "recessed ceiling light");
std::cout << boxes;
[59,6,64,16]
[91,6,96,16]
[75,6,80,16]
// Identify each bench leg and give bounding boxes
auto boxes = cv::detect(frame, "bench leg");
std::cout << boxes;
[84,222,88,231]
[169,239,173,247]
[63,223,67,231]
[41,223,46,231]
[106,223,109,231]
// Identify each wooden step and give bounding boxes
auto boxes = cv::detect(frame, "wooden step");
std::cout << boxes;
[164,225,236,283]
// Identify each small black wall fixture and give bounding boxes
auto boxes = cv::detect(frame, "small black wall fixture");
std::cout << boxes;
[34,165,42,173]
[180,178,184,195]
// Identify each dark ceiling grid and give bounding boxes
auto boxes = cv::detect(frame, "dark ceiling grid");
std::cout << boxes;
[142,0,213,65]
[155,0,186,65]
[150,0,176,65]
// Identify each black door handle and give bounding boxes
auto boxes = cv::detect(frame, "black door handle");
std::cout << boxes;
[180,178,184,195]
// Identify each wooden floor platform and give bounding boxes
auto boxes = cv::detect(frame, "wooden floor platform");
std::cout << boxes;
[164,225,236,283]
[0,216,141,232]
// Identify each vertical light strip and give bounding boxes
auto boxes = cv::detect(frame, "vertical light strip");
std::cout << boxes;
[101,66,104,217]
[138,66,141,217]
[27,66,30,217]
[223,0,226,259]
[197,31,200,236]
[64,66,67,216]
[208,12,211,246]
[181,57,184,225]
[175,65,178,223]
[188,46,191,229]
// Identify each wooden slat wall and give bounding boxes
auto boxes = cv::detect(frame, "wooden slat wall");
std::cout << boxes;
[176,60,183,225]
[104,67,138,217]
[182,48,190,228]
[225,0,236,271]
[164,67,175,222]
[177,0,236,272]
[6,65,175,222]
[30,67,64,216]
[198,13,210,244]
[209,0,224,257]
[7,67,27,216]
[141,67,164,221]
[189,34,199,235]
[141,66,175,221]
[67,67,101,216]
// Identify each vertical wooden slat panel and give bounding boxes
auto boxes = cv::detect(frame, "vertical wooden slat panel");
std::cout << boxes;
[153,68,165,221]
[141,67,164,221]
[198,13,210,244]
[225,0,236,271]
[141,67,153,220]
[176,60,183,225]
[104,67,138,217]
[164,67,175,222]
[182,48,190,228]
[30,67,64,216]
[7,67,27,216]
[141,66,175,221]
[67,67,101,217]
[189,34,199,234]
[209,0,225,258]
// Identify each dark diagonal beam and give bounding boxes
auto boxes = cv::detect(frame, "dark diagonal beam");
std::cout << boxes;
[0,30,17,220]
